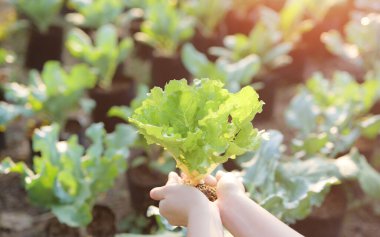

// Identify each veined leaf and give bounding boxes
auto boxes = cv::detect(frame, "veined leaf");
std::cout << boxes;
[1,122,136,227]
[130,79,263,184]
[242,130,345,224]
[66,25,133,88]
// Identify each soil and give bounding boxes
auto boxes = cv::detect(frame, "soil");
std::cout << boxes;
[340,206,380,237]
[0,174,41,215]
[0,173,48,237]
[196,184,217,202]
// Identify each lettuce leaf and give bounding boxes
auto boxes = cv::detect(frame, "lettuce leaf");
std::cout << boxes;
[0,122,137,227]
[241,130,359,224]
[129,79,263,184]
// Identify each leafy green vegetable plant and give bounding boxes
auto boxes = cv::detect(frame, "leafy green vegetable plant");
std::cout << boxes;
[0,61,97,127]
[282,71,380,217]
[181,43,261,92]
[240,130,343,223]
[181,0,232,37]
[10,0,63,32]
[66,24,134,88]
[134,0,194,57]
[108,85,177,177]
[129,79,263,185]
[67,0,126,28]
[322,13,380,74]
[0,122,136,227]
[286,71,380,157]
[210,3,312,70]
[238,129,378,224]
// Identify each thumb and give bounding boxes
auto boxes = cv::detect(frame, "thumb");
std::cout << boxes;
[166,171,181,185]
[150,186,167,201]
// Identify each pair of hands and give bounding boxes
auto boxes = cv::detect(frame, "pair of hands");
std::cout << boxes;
[150,171,245,227]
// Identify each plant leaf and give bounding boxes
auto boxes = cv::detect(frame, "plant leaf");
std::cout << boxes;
[130,79,263,184]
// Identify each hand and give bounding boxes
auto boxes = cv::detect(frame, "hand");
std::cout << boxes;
[205,171,247,224]
[215,170,245,200]
[206,171,304,237]
[205,170,246,202]
[150,172,212,227]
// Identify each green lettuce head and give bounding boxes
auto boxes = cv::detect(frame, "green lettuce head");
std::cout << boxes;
[129,79,263,184]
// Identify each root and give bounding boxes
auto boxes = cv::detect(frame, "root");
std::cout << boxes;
[196,184,217,202]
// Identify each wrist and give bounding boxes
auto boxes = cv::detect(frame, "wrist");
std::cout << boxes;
[218,190,245,204]
[188,202,223,237]
[217,191,246,217]
[188,196,212,220]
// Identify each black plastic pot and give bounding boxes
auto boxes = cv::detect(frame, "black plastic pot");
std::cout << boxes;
[0,131,6,152]
[89,81,136,133]
[0,85,4,101]
[253,75,277,121]
[273,49,306,87]
[290,216,344,237]
[126,151,167,213]
[370,101,380,115]
[25,25,63,71]
[298,1,353,61]
[129,19,154,60]
[191,31,224,62]
[60,118,86,146]
[224,10,255,35]
[0,84,5,150]
[44,217,80,237]
[87,205,116,237]
[134,41,154,61]
[151,55,190,88]
[223,158,242,172]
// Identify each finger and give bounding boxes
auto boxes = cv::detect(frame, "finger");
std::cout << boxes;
[166,172,180,185]
[150,186,166,201]
[216,170,226,181]
[204,175,217,186]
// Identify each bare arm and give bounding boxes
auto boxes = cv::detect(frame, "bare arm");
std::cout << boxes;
[187,199,224,237]
[214,172,303,237]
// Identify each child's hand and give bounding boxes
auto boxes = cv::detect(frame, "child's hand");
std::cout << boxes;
[204,170,246,202]
[215,170,245,200]
[150,172,213,227]
[206,171,304,237]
